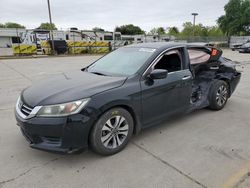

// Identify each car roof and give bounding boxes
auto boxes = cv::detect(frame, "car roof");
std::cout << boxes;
[125,42,210,50]
[126,42,184,49]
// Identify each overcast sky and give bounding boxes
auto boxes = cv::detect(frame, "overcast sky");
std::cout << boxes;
[0,0,228,32]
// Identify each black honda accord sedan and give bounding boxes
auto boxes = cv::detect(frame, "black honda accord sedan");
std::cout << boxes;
[15,42,241,155]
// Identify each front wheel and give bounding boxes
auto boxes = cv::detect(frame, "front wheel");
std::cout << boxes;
[90,108,134,155]
[208,80,229,110]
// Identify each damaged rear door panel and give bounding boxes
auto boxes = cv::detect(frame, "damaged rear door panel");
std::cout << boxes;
[188,46,241,111]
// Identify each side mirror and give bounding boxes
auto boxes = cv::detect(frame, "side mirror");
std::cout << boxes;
[149,69,168,80]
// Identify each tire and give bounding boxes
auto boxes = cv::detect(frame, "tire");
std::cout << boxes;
[90,108,134,155]
[208,80,229,111]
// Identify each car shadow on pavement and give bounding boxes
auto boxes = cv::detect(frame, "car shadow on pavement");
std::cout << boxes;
[133,108,212,141]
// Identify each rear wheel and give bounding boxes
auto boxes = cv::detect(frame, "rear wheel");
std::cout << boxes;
[209,80,229,110]
[90,108,134,155]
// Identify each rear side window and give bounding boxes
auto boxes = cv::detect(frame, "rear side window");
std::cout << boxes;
[188,49,210,65]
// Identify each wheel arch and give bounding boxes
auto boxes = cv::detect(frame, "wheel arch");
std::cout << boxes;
[100,104,142,135]
[89,101,142,142]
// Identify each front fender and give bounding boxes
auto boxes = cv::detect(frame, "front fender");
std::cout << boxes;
[89,81,142,134]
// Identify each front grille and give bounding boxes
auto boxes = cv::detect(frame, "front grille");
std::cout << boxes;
[20,104,33,117]
[16,97,41,119]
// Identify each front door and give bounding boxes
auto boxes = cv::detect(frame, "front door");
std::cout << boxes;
[140,48,192,126]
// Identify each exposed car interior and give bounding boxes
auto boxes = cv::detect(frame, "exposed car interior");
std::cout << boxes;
[188,49,210,65]
[154,50,182,72]
[188,48,219,108]
[188,48,215,74]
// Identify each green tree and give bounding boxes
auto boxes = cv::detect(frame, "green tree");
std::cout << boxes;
[195,24,209,37]
[180,22,210,37]
[92,27,105,32]
[180,22,194,36]
[167,27,180,36]
[149,28,157,35]
[115,24,145,35]
[37,22,57,30]
[165,24,224,38]
[207,26,224,37]
[149,27,166,35]
[0,22,25,28]
[218,0,250,36]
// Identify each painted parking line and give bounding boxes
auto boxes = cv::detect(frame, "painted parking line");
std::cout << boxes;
[221,163,250,188]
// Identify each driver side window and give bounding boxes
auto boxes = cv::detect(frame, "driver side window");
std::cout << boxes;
[154,49,183,73]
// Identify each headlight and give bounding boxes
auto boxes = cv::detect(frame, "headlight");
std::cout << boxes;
[36,98,90,117]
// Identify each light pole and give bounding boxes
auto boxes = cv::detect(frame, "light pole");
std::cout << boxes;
[113,29,116,50]
[47,0,55,55]
[191,13,198,36]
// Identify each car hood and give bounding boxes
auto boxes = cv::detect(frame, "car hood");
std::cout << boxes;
[22,71,127,107]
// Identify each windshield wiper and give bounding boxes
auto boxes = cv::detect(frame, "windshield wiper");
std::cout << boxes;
[90,72,107,76]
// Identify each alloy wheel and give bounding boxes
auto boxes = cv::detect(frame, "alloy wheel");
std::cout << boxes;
[101,116,129,149]
[216,85,228,106]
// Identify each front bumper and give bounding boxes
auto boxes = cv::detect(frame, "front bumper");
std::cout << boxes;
[15,110,95,154]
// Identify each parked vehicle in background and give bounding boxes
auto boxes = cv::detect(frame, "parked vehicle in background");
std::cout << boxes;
[230,39,250,52]
[15,42,241,155]
[238,42,250,53]
[230,43,243,51]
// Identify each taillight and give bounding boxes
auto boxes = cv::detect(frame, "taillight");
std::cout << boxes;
[211,49,218,56]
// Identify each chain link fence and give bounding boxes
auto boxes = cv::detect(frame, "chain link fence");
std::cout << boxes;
[175,36,229,46]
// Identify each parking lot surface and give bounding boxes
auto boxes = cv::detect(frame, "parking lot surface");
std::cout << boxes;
[0,49,249,188]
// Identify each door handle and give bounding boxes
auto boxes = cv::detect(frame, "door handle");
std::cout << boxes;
[210,66,219,70]
[182,75,192,80]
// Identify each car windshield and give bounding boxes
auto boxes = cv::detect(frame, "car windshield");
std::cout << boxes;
[87,47,155,76]
[243,43,250,47]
